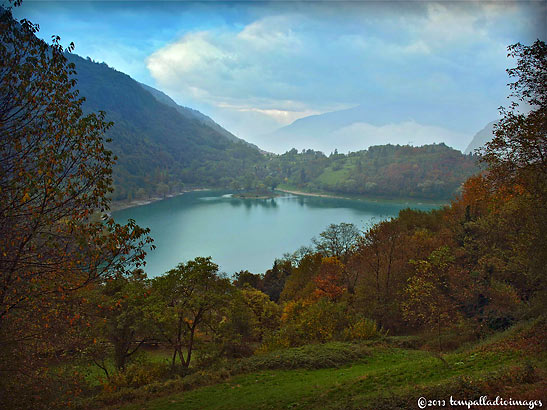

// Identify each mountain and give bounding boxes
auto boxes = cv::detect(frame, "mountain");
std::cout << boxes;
[64,53,481,202]
[66,54,264,201]
[139,83,260,151]
[464,120,497,154]
[263,103,477,154]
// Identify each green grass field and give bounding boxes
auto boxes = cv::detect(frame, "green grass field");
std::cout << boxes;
[116,321,546,410]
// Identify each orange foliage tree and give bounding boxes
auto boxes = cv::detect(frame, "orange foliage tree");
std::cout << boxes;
[0,8,152,407]
[313,257,346,301]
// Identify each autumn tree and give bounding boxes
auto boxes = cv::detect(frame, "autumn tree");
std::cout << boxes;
[402,247,461,351]
[0,8,152,407]
[87,270,151,375]
[147,257,232,369]
[352,219,402,327]
[313,222,360,261]
[280,252,322,302]
[239,287,281,339]
[313,257,346,301]
[481,40,546,196]
[479,40,547,312]
[216,287,281,357]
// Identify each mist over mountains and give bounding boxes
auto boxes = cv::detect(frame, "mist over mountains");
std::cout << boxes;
[464,120,497,154]
[139,83,260,151]
[261,102,483,155]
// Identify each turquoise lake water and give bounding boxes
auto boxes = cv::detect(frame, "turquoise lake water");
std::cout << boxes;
[112,190,440,277]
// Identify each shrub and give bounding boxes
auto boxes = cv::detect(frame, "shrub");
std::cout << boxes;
[232,342,370,373]
[265,299,350,349]
[343,318,387,341]
[103,362,171,390]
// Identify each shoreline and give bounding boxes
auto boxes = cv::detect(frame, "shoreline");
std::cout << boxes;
[109,188,211,213]
[110,186,448,214]
[277,188,342,199]
[276,188,448,206]
[232,192,282,199]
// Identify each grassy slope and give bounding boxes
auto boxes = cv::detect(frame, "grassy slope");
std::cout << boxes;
[315,163,352,185]
[121,321,546,410]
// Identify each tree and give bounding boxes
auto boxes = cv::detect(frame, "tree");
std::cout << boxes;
[217,287,281,357]
[233,270,262,290]
[262,259,292,302]
[280,252,322,302]
[313,257,346,301]
[479,40,547,312]
[88,270,151,375]
[402,247,461,352]
[148,257,231,369]
[313,222,360,261]
[0,8,152,407]
[481,40,546,196]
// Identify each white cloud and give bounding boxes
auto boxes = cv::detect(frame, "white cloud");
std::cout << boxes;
[236,15,303,51]
[220,106,321,126]
[145,2,543,145]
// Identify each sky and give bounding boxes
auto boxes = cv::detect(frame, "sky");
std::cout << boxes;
[13,1,547,153]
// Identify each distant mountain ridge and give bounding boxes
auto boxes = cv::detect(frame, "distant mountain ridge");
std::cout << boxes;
[263,103,478,154]
[139,83,260,150]
[464,120,498,154]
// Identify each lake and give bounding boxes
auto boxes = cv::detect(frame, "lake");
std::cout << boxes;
[112,190,441,277]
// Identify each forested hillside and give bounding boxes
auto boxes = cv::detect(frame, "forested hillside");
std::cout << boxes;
[243,144,479,200]
[66,54,265,201]
[139,82,260,150]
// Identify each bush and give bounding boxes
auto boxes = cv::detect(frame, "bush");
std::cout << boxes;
[103,362,171,390]
[89,368,232,408]
[343,318,387,341]
[232,342,370,373]
[262,299,385,350]
[264,299,350,349]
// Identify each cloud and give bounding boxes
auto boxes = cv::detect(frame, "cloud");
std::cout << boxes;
[144,1,544,145]
[217,105,321,126]
[17,0,544,149]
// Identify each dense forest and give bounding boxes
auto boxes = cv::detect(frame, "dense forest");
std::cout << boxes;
[249,143,479,199]
[65,53,265,202]
[0,4,545,410]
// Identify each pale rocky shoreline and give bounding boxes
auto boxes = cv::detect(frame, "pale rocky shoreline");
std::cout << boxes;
[109,188,210,213]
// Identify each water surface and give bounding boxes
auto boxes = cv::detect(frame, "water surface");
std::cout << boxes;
[113,190,440,277]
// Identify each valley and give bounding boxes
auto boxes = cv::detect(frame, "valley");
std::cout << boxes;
[1,3,545,410]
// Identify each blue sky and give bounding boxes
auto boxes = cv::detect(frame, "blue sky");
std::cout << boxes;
[13,1,547,151]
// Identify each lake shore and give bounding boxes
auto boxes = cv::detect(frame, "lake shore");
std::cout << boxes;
[276,188,448,206]
[110,186,448,214]
[232,191,282,199]
[109,188,211,213]
[276,188,342,199]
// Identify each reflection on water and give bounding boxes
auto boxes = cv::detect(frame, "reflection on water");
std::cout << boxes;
[113,190,440,277]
